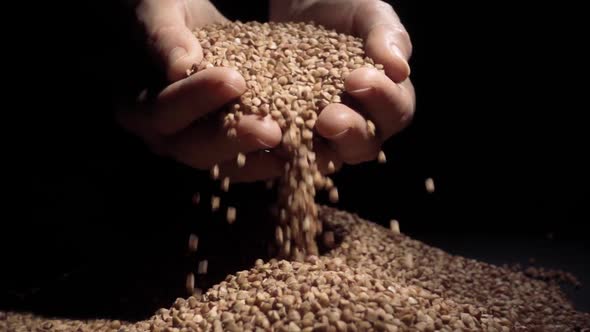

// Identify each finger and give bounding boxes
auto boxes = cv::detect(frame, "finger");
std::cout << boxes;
[166,114,282,170]
[345,67,415,140]
[137,0,203,81]
[218,150,284,183]
[184,0,230,28]
[353,1,412,82]
[152,67,245,135]
[116,67,245,141]
[315,103,380,165]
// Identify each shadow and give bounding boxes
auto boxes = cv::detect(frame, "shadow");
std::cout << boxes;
[0,178,280,322]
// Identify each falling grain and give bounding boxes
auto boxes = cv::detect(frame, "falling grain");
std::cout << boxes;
[425,177,435,193]
[197,260,208,275]
[188,234,199,252]
[367,120,376,137]
[378,150,387,163]
[323,231,335,248]
[192,192,200,205]
[237,153,246,168]
[3,207,589,331]
[210,164,219,180]
[221,177,230,192]
[226,206,236,224]
[329,187,339,203]
[185,273,195,294]
[211,196,220,212]
[8,21,586,332]
[327,161,335,173]
[194,21,388,260]
[389,219,400,234]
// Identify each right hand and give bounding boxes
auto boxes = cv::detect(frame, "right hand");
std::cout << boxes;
[271,0,415,168]
[117,0,284,182]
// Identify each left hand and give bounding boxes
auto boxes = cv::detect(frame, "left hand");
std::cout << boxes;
[271,0,415,168]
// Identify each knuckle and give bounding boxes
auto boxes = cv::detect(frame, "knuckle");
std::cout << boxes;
[148,24,180,47]
[397,28,413,56]
[373,1,413,56]
[374,1,395,14]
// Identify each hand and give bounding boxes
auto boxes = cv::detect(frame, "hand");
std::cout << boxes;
[117,0,283,182]
[271,0,415,168]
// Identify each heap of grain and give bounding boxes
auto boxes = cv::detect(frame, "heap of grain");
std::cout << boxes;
[3,206,589,331]
[190,21,384,260]
[4,22,589,332]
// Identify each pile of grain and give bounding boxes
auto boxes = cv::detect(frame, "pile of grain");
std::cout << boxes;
[3,206,589,331]
[190,21,385,260]
[3,22,588,331]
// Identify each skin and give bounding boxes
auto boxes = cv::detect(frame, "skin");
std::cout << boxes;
[118,0,415,182]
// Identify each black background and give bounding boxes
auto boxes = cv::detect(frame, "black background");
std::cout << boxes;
[2,0,588,322]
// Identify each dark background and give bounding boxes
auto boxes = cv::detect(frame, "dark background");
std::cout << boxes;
[2,0,588,321]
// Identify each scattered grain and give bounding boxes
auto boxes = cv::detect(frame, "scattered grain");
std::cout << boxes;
[378,150,386,163]
[188,234,199,252]
[425,178,435,193]
[227,207,237,224]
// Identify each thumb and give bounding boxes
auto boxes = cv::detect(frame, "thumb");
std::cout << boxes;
[137,0,203,82]
[353,1,412,83]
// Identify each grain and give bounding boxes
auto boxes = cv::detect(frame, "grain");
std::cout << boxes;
[327,161,335,173]
[366,120,376,137]
[198,260,208,275]
[425,177,435,193]
[186,273,195,294]
[3,206,589,331]
[210,164,219,180]
[227,127,237,138]
[226,206,236,224]
[188,233,199,252]
[192,192,200,205]
[266,179,275,190]
[378,150,387,163]
[211,196,220,212]
[323,231,335,248]
[5,21,588,332]
[329,187,339,203]
[221,176,230,192]
[389,219,400,234]
[194,21,385,260]
[237,153,246,168]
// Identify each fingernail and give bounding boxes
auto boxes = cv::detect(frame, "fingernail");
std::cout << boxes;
[323,128,350,140]
[390,43,409,66]
[256,138,275,149]
[348,87,373,95]
[169,47,187,63]
[223,82,242,95]
[389,43,411,81]
[240,133,275,149]
[389,43,406,60]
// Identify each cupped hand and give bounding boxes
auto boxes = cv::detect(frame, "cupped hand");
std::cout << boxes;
[271,0,416,169]
[118,0,284,182]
